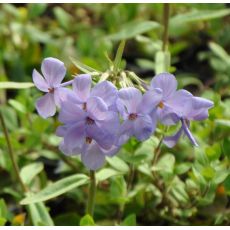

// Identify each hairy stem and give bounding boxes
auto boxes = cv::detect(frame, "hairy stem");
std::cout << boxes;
[0,111,28,193]
[162,3,170,51]
[86,170,96,217]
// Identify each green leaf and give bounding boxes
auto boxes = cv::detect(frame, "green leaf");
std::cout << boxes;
[20,174,89,204]
[28,3,47,19]
[0,82,34,89]
[96,168,122,182]
[70,57,100,75]
[202,166,216,181]
[27,202,54,226]
[175,163,192,175]
[155,51,171,74]
[0,218,6,226]
[209,42,230,63]
[223,137,230,159]
[122,214,136,226]
[110,176,127,204]
[205,143,221,161]
[170,9,230,25]
[224,175,230,195]
[80,214,95,226]
[107,20,160,41]
[154,153,175,177]
[20,162,44,185]
[106,156,129,173]
[0,199,7,219]
[114,40,126,72]
[177,75,203,89]
[8,99,26,114]
[215,119,230,129]
[54,7,73,30]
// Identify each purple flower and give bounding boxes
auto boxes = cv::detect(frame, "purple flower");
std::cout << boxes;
[58,96,119,151]
[116,87,162,145]
[32,57,71,118]
[163,96,214,147]
[60,139,119,170]
[69,74,118,110]
[149,72,192,125]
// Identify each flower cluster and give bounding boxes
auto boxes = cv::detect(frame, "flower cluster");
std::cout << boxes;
[33,58,213,170]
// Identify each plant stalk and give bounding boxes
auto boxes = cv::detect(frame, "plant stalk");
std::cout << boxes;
[86,170,96,217]
[0,111,28,193]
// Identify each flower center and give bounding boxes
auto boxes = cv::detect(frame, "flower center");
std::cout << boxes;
[158,101,164,109]
[82,102,87,111]
[48,88,54,93]
[85,137,92,144]
[128,113,138,121]
[86,117,95,125]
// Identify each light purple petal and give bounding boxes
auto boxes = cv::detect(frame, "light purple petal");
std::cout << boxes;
[32,69,48,92]
[41,57,66,87]
[138,88,163,114]
[159,107,180,125]
[150,72,177,100]
[95,111,120,135]
[181,119,198,146]
[91,81,117,107]
[81,142,105,170]
[59,140,81,156]
[118,87,142,114]
[54,87,73,107]
[58,101,85,124]
[189,97,214,121]
[63,122,85,153]
[117,120,133,145]
[36,93,56,118]
[163,127,184,148]
[87,96,108,121]
[86,124,114,150]
[72,74,92,102]
[134,115,153,141]
[56,125,68,137]
[116,98,129,119]
[102,145,120,157]
[166,89,193,116]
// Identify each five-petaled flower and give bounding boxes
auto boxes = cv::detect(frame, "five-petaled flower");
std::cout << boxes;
[32,57,71,118]
[116,87,162,145]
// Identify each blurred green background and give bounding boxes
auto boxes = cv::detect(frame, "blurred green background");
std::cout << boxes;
[0,3,230,226]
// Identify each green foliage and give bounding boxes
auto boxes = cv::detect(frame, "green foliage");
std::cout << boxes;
[20,174,89,204]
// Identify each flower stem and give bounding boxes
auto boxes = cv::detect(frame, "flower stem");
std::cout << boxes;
[86,170,96,217]
[162,3,170,51]
[0,111,28,193]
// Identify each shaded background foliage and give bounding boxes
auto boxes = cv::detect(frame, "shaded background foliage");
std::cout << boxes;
[0,3,230,226]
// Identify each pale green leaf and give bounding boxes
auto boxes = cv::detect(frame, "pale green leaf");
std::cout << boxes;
[107,20,160,41]
[20,162,44,185]
[20,174,89,204]
[0,82,34,89]
[106,156,129,173]
[27,202,54,226]
[96,168,122,182]
[170,9,230,25]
